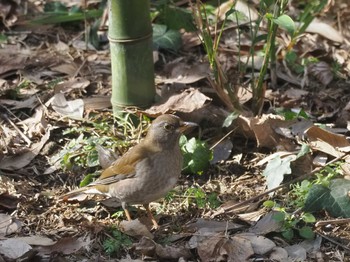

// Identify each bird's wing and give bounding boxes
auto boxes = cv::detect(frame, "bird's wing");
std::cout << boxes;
[92,142,160,185]
[60,142,160,199]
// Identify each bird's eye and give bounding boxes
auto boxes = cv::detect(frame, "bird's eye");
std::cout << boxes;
[163,123,173,131]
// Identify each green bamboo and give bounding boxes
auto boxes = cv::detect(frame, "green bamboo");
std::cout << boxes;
[109,0,155,114]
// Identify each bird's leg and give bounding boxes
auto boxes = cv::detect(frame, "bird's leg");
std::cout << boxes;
[143,204,159,229]
[122,203,132,221]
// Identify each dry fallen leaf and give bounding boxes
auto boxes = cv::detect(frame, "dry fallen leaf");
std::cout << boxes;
[0,96,39,110]
[305,125,350,157]
[13,236,56,246]
[0,214,21,236]
[119,219,154,239]
[54,78,90,94]
[236,114,296,150]
[0,128,51,170]
[51,93,84,119]
[0,239,32,260]
[134,237,192,260]
[238,233,276,255]
[249,211,283,235]
[299,19,344,43]
[145,88,211,116]
[160,61,210,84]
[37,236,91,255]
[308,61,333,86]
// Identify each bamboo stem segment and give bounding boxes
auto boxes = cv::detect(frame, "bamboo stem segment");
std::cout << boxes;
[109,0,155,113]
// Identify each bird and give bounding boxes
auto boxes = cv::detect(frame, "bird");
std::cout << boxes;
[61,114,197,228]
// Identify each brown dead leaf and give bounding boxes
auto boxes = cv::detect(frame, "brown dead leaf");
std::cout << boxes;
[145,88,211,117]
[300,19,344,43]
[160,61,210,84]
[0,53,27,76]
[119,219,153,239]
[308,61,333,86]
[0,239,32,260]
[216,0,259,21]
[14,236,56,246]
[134,237,192,260]
[83,96,112,111]
[197,234,255,262]
[305,125,350,157]
[17,106,47,138]
[50,63,78,76]
[238,233,276,255]
[284,88,309,100]
[186,218,244,233]
[181,31,201,50]
[237,114,296,150]
[0,96,39,110]
[249,211,283,235]
[37,236,91,255]
[51,93,84,119]
[0,214,21,236]
[0,128,51,170]
[54,78,90,94]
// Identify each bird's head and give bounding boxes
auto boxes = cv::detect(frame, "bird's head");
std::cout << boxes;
[145,114,197,148]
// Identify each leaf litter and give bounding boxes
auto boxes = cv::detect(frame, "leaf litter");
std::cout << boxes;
[0,1,350,261]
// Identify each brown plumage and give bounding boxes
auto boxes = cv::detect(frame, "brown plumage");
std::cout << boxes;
[61,114,196,228]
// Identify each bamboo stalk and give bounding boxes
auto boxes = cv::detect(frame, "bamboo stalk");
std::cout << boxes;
[109,0,155,114]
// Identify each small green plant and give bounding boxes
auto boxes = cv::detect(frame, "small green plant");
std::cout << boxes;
[55,114,145,171]
[275,107,309,120]
[103,227,132,256]
[264,201,316,240]
[180,136,213,175]
[57,133,115,170]
[182,187,221,209]
[264,162,343,240]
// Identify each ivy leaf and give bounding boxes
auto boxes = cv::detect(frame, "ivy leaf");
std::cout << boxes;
[304,179,350,217]
[181,137,212,175]
[153,24,182,51]
[262,155,293,194]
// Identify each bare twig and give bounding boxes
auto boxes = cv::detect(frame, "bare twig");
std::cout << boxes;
[316,218,350,227]
[316,231,350,254]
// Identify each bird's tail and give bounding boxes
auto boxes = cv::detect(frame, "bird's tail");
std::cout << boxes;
[59,186,104,201]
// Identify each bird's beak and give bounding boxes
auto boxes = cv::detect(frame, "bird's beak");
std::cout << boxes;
[178,121,198,133]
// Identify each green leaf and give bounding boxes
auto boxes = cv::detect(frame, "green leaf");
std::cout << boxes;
[296,144,311,159]
[263,200,275,208]
[273,14,295,36]
[298,226,315,239]
[304,184,329,213]
[304,179,350,217]
[272,211,285,222]
[158,6,196,32]
[79,173,94,187]
[153,24,182,51]
[222,111,239,128]
[282,228,294,240]
[0,33,8,43]
[301,213,316,223]
[87,150,99,167]
[181,137,212,174]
